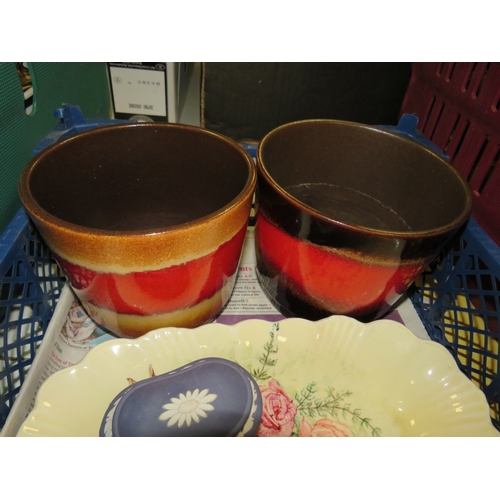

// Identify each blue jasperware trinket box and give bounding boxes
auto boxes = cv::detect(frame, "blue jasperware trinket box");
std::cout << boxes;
[99,357,262,437]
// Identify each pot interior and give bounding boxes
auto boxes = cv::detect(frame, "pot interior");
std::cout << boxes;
[25,124,252,232]
[259,121,472,233]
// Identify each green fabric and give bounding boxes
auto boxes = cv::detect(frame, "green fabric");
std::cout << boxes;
[0,62,112,234]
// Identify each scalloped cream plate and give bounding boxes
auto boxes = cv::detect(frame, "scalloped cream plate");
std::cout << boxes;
[17,316,499,437]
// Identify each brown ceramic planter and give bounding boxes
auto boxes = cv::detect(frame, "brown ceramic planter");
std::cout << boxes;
[255,119,473,321]
[19,123,256,338]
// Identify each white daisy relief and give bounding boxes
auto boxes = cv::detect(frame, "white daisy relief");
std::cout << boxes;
[159,388,217,428]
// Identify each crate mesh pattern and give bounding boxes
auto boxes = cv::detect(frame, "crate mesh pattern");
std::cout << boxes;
[0,209,65,429]
[410,219,500,429]
[403,63,500,430]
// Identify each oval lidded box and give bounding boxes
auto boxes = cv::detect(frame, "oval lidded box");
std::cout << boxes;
[99,357,262,437]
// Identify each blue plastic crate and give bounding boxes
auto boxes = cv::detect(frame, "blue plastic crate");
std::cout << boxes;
[0,208,65,428]
[400,63,500,431]
[0,105,121,429]
[408,218,500,430]
[1,103,499,434]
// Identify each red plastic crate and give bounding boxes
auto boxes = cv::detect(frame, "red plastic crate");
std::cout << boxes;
[400,62,500,247]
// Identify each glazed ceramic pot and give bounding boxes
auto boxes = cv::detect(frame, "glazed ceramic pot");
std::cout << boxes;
[255,119,473,321]
[19,123,256,338]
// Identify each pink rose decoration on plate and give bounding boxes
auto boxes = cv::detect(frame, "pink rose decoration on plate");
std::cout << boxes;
[298,417,354,437]
[257,379,297,437]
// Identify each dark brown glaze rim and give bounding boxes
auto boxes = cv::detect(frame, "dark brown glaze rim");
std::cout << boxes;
[19,122,257,237]
[256,119,473,241]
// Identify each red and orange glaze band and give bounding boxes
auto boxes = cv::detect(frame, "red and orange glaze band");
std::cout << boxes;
[255,215,425,315]
[55,224,248,317]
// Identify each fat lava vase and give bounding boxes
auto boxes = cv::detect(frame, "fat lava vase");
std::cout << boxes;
[19,123,256,337]
[255,119,472,321]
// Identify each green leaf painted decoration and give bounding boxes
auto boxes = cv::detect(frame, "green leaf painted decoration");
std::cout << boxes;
[252,322,381,437]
